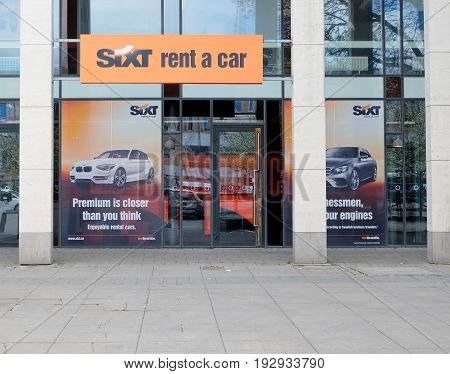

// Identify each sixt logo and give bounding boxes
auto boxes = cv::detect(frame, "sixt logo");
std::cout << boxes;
[130,104,158,117]
[353,104,381,117]
[97,45,153,68]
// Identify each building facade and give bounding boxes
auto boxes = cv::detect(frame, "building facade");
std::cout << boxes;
[0,0,448,264]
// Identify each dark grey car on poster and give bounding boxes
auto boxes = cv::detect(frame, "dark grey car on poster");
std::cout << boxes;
[326,147,377,191]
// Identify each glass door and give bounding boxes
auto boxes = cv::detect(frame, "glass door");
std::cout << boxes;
[213,126,263,247]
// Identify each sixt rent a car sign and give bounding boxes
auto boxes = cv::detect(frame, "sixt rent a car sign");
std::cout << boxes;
[80,35,263,84]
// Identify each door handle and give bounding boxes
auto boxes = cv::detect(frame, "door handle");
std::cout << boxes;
[255,129,261,172]
[253,169,258,227]
[253,129,261,228]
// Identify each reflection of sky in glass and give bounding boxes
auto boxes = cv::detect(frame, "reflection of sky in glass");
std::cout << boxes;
[90,0,161,34]
[0,104,6,122]
[183,0,256,34]
[325,0,382,41]
[0,0,19,40]
[403,0,424,36]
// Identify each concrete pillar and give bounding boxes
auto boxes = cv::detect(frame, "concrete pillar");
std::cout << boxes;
[425,1,450,264]
[19,0,54,264]
[291,0,327,264]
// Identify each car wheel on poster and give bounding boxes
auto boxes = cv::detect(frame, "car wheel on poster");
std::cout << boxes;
[114,168,127,188]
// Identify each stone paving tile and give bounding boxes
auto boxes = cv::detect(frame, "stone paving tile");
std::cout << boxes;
[367,321,445,352]
[21,308,79,343]
[300,327,408,353]
[6,342,52,354]
[48,342,95,354]
[92,342,137,354]
[137,340,225,354]
[410,321,450,352]
[224,340,265,353]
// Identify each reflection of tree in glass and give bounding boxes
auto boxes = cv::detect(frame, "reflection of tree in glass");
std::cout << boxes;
[325,0,424,74]
[387,147,403,178]
[220,132,255,155]
[404,100,425,180]
[404,100,426,232]
[283,0,291,40]
[403,0,424,74]
[231,0,256,34]
[0,133,19,185]
[325,0,383,74]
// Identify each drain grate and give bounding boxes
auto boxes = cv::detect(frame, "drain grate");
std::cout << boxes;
[202,265,225,271]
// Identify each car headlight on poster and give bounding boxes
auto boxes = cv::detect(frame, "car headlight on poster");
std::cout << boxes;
[96,164,116,171]
[333,166,349,174]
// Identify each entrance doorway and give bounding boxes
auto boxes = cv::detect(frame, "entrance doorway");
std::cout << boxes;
[213,126,263,247]
[163,99,286,248]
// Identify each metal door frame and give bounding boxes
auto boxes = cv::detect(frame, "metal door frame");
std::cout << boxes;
[212,124,265,248]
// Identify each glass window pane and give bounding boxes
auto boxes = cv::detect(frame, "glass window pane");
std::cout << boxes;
[54,0,60,75]
[213,100,264,123]
[0,0,19,75]
[182,0,282,75]
[90,0,162,34]
[164,134,181,246]
[404,100,426,245]
[181,117,211,246]
[386,146,404,245]
[282,0,291,40]
[182,0,281,39]
[403,0,425,75]
[59,0,79,75]
[325,0,383,75]
[385,100,402,133]
[255,0,281,40]
[283,43,291,75]
[384,0,401,75]
[264,42,282,75]
[0,101,19,245]
[385,99,404,246]
[164,0,180,34]
[59,41,79,76]
[218,130,258,246]
[183,0,255,34]
[164,100,181,132]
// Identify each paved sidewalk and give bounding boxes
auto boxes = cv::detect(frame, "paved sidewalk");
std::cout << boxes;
[0,247,449,354]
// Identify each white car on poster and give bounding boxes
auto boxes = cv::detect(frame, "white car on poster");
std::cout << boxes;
[70,149,155,188]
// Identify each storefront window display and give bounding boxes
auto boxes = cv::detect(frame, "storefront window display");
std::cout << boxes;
[57,96,288,249]
[60,100,163,247]
[326,100,386,247]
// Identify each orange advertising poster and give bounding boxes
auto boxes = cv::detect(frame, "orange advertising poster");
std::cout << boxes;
[80,34,263,84]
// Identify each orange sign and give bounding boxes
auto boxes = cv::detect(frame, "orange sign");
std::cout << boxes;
[80,35,263,84]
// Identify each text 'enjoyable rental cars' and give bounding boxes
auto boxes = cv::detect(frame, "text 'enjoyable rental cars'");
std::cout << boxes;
[70,150,155,188]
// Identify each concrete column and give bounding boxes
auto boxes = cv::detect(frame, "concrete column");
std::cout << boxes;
[291,0,327,264]
[19,0,54,264]
[425,0,450,264]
